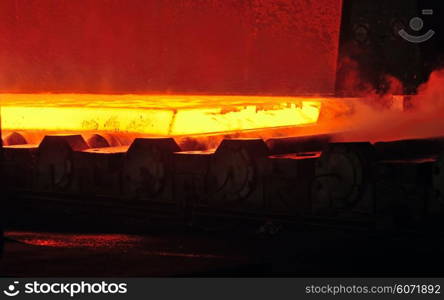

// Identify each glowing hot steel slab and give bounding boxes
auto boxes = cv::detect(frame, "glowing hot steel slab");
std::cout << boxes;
[0,94,322,136]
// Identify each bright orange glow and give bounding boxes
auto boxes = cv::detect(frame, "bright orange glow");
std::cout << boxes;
[0,94,322,136]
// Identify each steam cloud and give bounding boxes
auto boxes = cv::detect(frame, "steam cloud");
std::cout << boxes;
[331,69,444,143]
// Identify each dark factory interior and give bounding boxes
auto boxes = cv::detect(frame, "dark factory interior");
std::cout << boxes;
[1,0,444,278]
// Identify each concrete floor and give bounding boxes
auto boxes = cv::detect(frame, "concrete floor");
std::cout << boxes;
[0,230,252,277]
[2,225,444,277]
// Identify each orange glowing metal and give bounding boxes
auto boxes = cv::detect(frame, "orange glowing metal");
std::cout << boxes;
[0,94,322,136]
